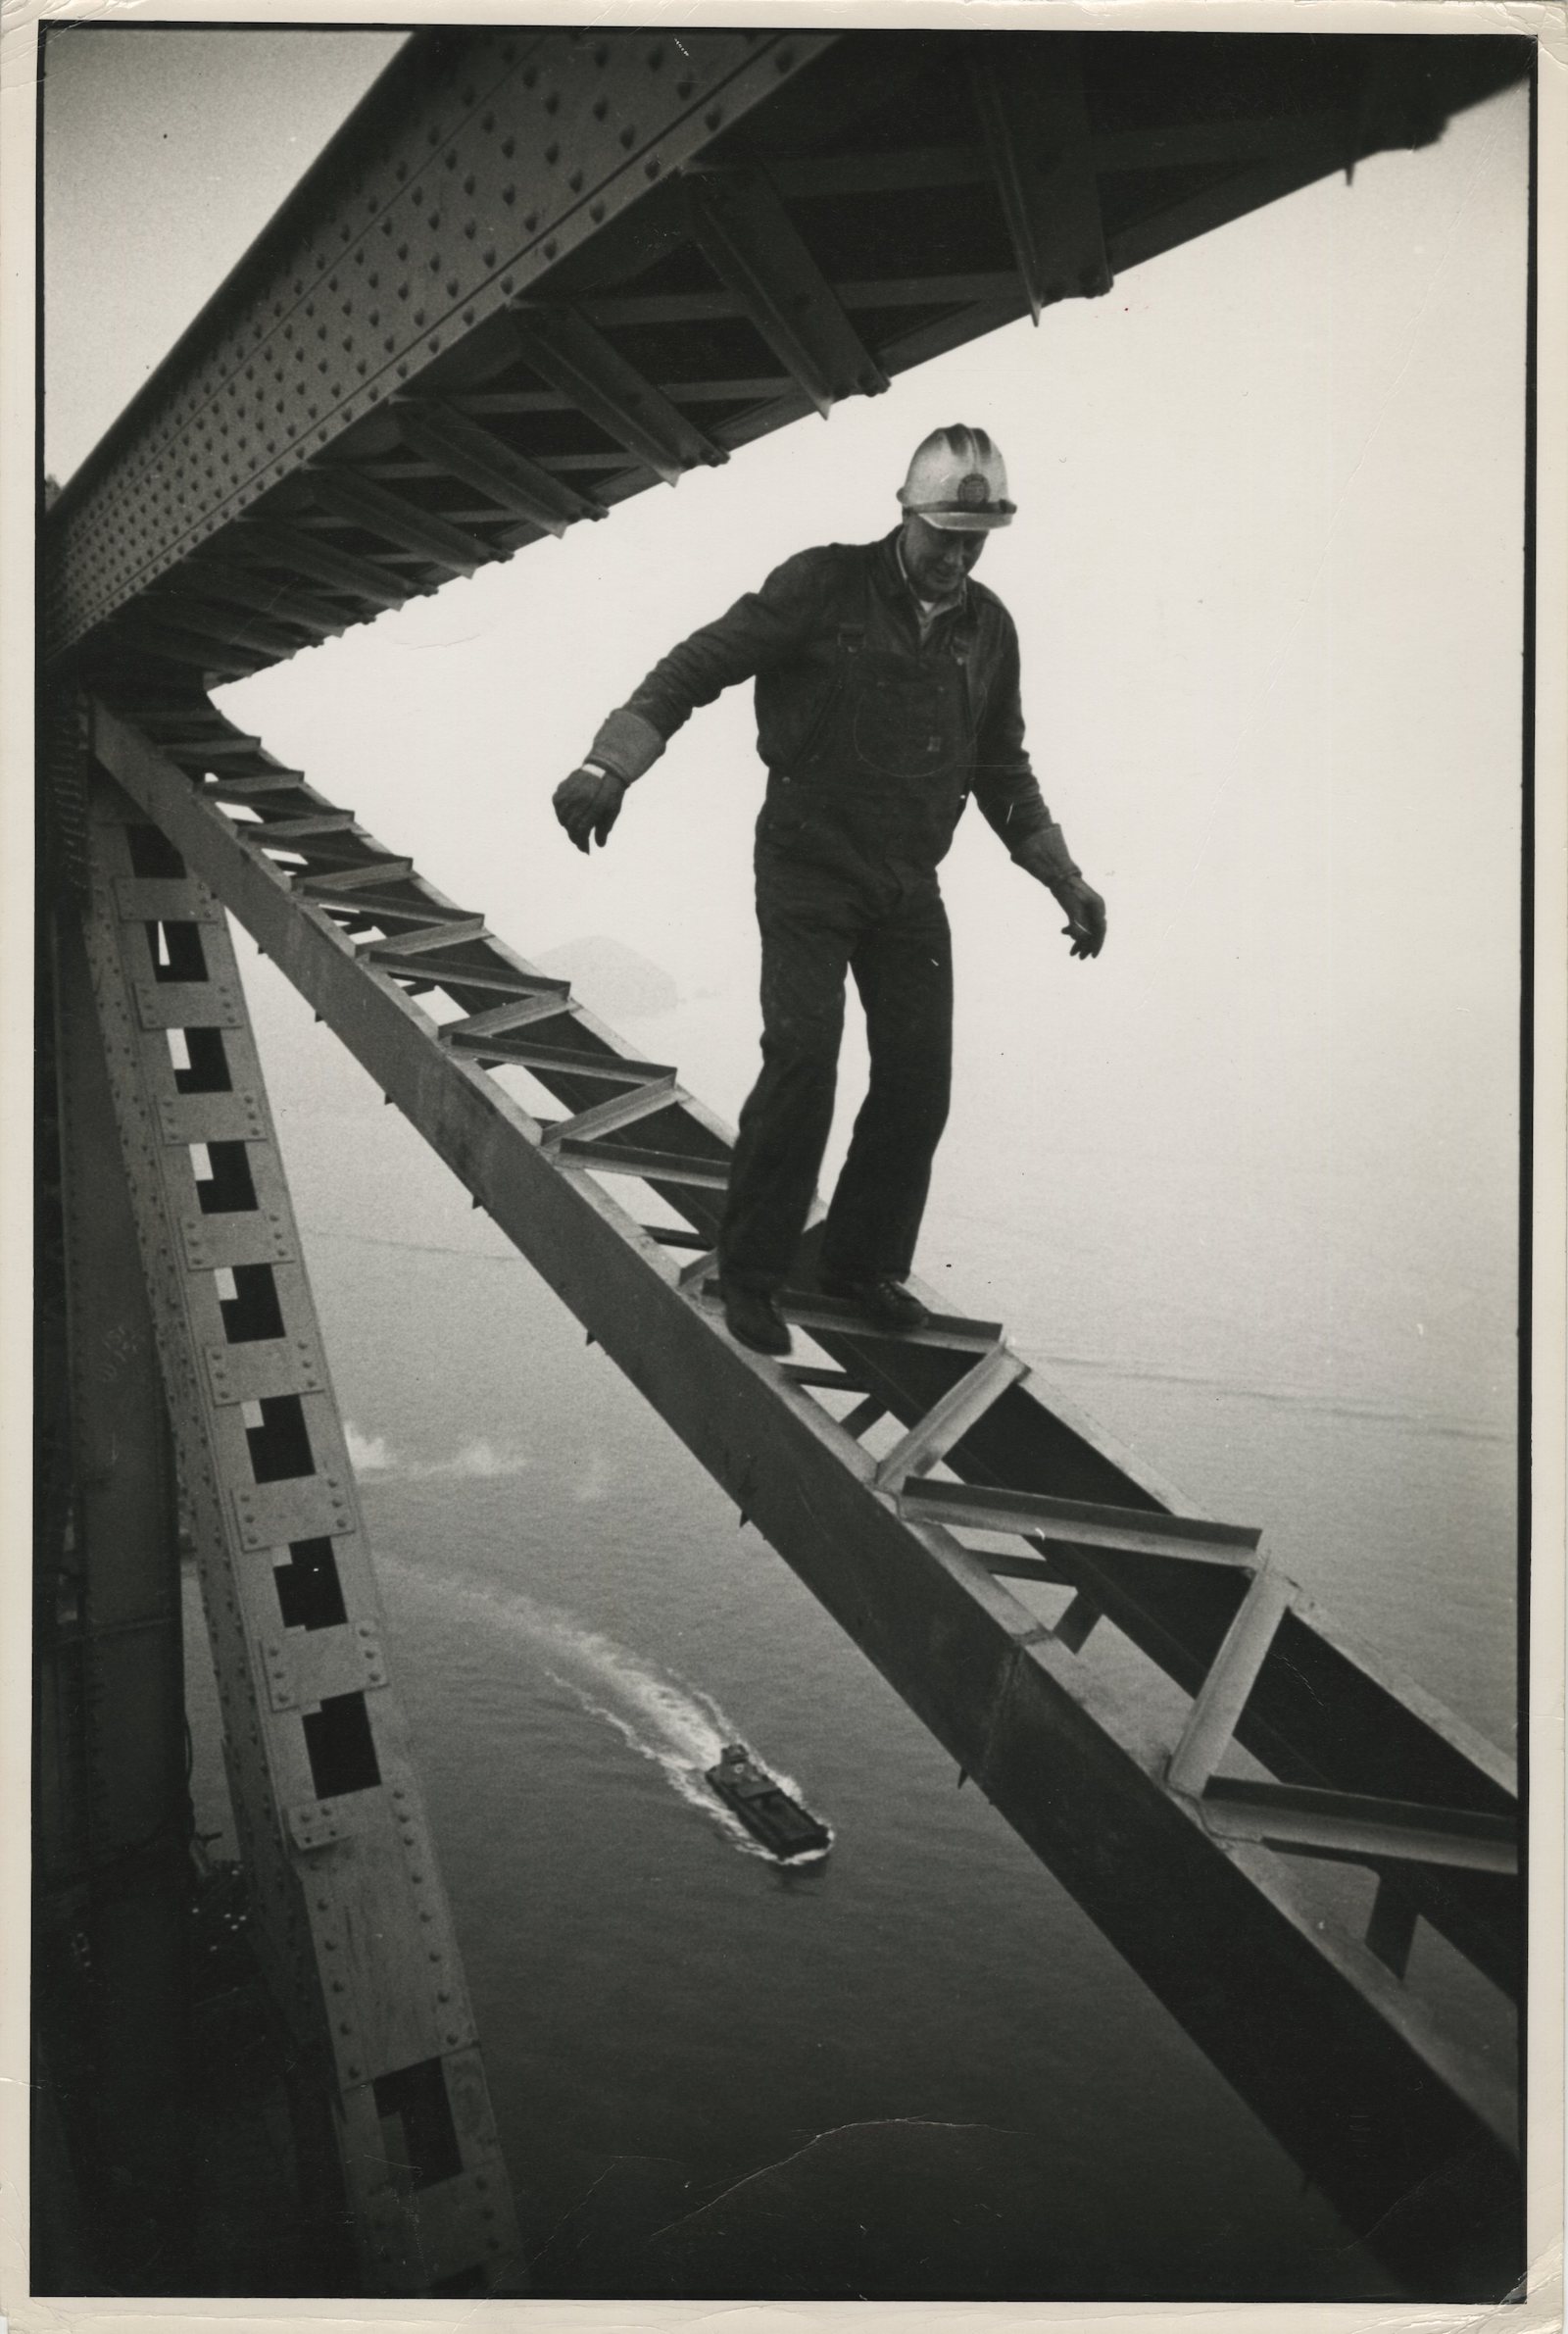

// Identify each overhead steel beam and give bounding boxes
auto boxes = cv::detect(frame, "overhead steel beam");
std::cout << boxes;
[508,304,727,483]
[394,400,605,533]
[87,697,1522,2299]
[44,27,839,658]
[682,166,891,416]
[969,34,1111,320]
[307,469,497,573]
[44,31,1527,684]
[175,555,352,640]
[228,519,416,611]
[581,274,1025,328]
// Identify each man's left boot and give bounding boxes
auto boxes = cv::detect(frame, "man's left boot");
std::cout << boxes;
[819,1272,930,1333]
[720,1278,794,1357]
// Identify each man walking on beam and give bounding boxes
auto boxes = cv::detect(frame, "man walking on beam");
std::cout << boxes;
[555,425,1106,1358]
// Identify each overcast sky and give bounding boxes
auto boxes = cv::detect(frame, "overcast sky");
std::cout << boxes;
[40,28,1530,1445]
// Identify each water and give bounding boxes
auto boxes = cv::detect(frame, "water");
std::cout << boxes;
[178,932,1518,2302]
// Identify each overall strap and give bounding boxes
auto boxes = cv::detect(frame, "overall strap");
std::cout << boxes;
[835,558,869,658]
[950,615,980,742]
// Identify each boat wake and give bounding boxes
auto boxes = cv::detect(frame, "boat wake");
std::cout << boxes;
[382,1560,829,1863]
[543,1636,832,1866]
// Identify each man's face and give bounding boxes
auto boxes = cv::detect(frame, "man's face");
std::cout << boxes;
[900,515,989,601]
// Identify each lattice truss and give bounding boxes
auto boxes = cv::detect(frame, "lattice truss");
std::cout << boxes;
[84,690,1522,2294]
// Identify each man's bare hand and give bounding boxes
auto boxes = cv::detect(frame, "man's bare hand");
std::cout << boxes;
[1053,876,1106,960]
[553,767,628,853]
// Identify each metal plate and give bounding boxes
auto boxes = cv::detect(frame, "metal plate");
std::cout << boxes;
[289,1799,351,1853]
[262,1618,386,1713]
[180,1206,294,1272]
[205,1333,322,1407]
[115,878,223,922]
[159,1088,267,1145]
[134,975,243,1030]
[233,1467,354,1553]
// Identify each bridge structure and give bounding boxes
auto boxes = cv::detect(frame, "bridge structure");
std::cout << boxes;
[35,24,1531,2305]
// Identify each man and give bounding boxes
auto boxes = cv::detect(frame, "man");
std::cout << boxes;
[554,424,1106,1358]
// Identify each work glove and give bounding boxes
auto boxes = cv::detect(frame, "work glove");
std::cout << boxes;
[1013,821,1106,960]
[554,764,628,853]
[1053,875,1107,961]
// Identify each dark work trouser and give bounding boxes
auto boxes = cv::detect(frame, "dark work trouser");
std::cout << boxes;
[717,850,954,1292]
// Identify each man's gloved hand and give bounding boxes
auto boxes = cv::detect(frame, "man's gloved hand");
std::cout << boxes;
[1051,874,1107,961]
[553,765,628,853]
[1012,821,1107,960]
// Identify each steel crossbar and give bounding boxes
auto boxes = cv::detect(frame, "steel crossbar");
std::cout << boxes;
[87,693,1522,2295]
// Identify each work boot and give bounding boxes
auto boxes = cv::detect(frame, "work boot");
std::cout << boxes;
[820,1273,930,1333]
[720,1279,793,1357]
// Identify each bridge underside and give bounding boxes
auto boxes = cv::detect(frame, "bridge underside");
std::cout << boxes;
[48,28,1528,688]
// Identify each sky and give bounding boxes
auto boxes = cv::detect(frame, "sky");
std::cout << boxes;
[40,25,1530,1451]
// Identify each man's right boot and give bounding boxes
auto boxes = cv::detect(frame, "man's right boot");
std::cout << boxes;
[720,1279,793,1358]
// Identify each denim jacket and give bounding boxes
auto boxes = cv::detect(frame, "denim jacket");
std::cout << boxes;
[588,530,1054,871]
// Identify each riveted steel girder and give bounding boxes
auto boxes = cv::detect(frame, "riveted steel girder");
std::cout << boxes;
[45,27,837,656]
[44,31,1529,681]
[73,778,521,2295]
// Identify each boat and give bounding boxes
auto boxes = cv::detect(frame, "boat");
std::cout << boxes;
[706,1743,831,1859]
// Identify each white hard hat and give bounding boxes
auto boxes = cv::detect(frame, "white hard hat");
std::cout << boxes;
[897,425,1015,531]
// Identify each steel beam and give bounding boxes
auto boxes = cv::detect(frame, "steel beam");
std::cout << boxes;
[681,166,891,415]
[307,471,494,574]
[74,770,520,2295]
[90,699,1522,2296]
[175,555,352,640]
[37,887,193,2284]
[1168,1565,1294,1796]
[229,519,416,610]
[509,305,727,483]
[395,400,605,533]
[1199,1781,1519,1877]
[968,34,1111,319]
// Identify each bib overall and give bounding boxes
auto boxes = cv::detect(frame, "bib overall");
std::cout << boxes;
[719,595,976,1293]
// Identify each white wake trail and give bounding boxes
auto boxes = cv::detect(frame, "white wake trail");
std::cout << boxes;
[382,1560,830,1862]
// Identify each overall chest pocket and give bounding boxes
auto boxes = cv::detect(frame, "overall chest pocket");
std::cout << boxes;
[849,650,968,782]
